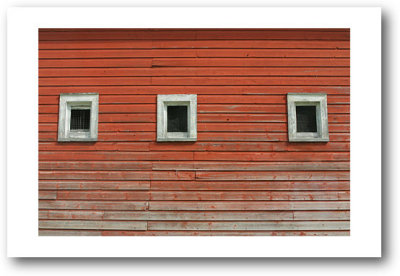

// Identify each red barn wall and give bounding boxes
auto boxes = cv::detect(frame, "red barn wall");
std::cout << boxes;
[38,29,350,236]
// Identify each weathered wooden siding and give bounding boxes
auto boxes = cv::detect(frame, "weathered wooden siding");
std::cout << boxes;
[38,29,350,236]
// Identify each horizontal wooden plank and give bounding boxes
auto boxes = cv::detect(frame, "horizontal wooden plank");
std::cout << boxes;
[56,191,149,201]
[148,142,350,152]
[39,151,193,161]
[194,152,349,162]
[39,67,350,77]
[39,210,104,220]
[39,220,147,230]
[112,210,350,221]
[147,221,349,231]
[39,142,151,152]
[39,132,349,142]
[39,229,349,236]
[39,180,150,190]
[39,230,102,236]
[149,201,350,211]
[39,200,148,210]
[39,40,350,50]
[51,190,349,201]
[194,171,349,181]
[40,180,349,191]
[149,191,349,201]
[39,49,350,59]
[39,57,350,68]
[39,95,349,105]
[39,29,350,41]
[198,133,350,142]
[38,86,350,96]
[40,161,152,170]
[39,122,350,134]
[151,161,349,171]
[39,171,195,181]
[39,76,350,86]
[39,152,348,162]
[150,180,350,191]
[39,141,350,153]
[39,161,349,171]
[103,230,349,236]
[153,57,350,67]
[39,132,156,142]
[39,210,350,221]
[39,190,57,200]
[40,58,153,68]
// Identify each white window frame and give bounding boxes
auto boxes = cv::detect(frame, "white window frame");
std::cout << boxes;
[157,94,197,142]
[58,93,99,142]
[287,93,329,142]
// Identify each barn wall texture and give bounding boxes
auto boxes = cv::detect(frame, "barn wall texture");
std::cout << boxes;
[38,29,350,236]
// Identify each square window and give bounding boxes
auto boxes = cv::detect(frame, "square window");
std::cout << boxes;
[70,109,91,131]
[287,93,329,142]
[296,105,317,132]
[58,93,99,142]
[167,106,188,132]
[157,94,197,142]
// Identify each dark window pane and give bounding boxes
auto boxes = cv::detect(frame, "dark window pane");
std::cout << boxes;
[167,106,188,132]
[296,106,317,132]
[70,109,91,130]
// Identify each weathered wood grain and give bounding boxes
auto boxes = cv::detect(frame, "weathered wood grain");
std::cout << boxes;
[39,49,350,59]
[39,67,350,77]
[39,141,350,152]
[149,191,349,201]
[39,190,57,200]
[149,201,350,211]
[56,191,150,201]
[39,29,350,41]
[40,161,153,171]
[39,200,148,210]
[147,221,349,231]
[39,220,147,230]
[39,132,350,143]
[50,190,349,201]
[151,58,350,68]
[39,94,349,105]
[39,76,350,86]
[39,180,150,190]
[194,171,350,181]
[40,57,350,68]
[39,151,194,161]
[39,230,102,236]
[39,210,105,220]
[39,171,195,181]
[39,39,350,50]
[39,210,350,221]
[38,86,350,96]
[150,181,350,191]
[39,230,349,236]
[39,180,350,191]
